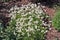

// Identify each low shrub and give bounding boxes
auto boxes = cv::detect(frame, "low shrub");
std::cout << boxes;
[0,3,50,40]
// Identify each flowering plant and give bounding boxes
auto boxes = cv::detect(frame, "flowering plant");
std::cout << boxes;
[0,3,51,40]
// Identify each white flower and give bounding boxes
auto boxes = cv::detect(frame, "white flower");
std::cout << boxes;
[21,12,25,15]
[20,18,24,21]
[41,17,44,19]
[41,6,45,8]
[14,31,16,35]
[20,22,24,26]
[26,29,29,32]
[28,27,34,31]
[42,21,44,23]
[9,13,12,17]
[37,6,40,9]
[16,22,20,27]
[38,10,43,14]
[19,9,23,12]
[28,16,32,19]
[22,4,24,6]
[22,13,28,16]
[29,18,33,22]
[37,3,40,5]
[42,23,48,26]
[11,11,16,14]
[22,32,25,35]
[46,16,49,18]
[29,12,32,14]
[49,28,52,30]
[49,21,52,23]
[37,15,40,18]
[11,15,16,19]
[35,25,38,29]
[37,29,40,31]
[48,24,51,27]
[27,33,30,37]
[28,22,31,25]
[31,4,34,8]
[41,30,44,32]
[14,7,19,11]
[1,30,3,33]
[25,8,28,10]
[34,21,38,24]
[31,10,34,13]
[44,30,48,33]
[17,10,20,13]
[35,11,38,14]
[17,29,22,32]
[10,7,14,11]
[34,4,37,7]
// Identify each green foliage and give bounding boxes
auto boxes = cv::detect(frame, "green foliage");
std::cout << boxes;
[0,15,46,40]
[52,9,60,31]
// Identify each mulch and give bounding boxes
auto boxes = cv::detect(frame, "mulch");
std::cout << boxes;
[43,6,60,40]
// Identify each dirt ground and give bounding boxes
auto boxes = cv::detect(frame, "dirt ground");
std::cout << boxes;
[43,6,60,40]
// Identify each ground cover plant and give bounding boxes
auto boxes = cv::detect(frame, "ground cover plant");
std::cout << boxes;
[0,3,52,40]
[52,7,60,31]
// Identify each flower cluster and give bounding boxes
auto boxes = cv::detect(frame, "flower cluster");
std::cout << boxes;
[7,3,51,40]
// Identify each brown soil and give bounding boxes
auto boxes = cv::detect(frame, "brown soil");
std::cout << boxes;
[42,6,55,18]
[46,27,60,40]
[43,6,60,40]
